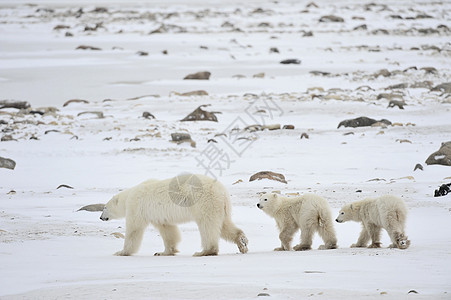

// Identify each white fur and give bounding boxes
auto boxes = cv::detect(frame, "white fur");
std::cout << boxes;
[101,174,248,256]
[257,192,338,251]
[336,195,410,249]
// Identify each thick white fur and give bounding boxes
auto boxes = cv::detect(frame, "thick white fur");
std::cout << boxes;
[100,175,248,256]
[336,195,410,249]
[257,193,338,251]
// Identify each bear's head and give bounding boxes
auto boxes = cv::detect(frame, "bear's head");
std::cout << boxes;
[257,192,280,213]
[335,203,355,223]
[100,193,126,221]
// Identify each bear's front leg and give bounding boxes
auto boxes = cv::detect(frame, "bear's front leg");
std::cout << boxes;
[154,224,181,256]
[276,224,297,251]
[115,224,146,256]
[351,224,370,248]
[367,223,382,248]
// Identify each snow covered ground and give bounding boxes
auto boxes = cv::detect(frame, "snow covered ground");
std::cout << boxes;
[1,0,451,299]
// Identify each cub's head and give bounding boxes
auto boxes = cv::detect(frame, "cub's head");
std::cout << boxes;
[335,204,354,223]
[100,193,126,221]
[257,192,279,212]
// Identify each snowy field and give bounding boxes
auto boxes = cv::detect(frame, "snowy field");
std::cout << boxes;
[1,0,451,299]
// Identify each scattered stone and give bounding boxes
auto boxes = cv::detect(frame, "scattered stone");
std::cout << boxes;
[180,90,208,96]
[0,156,16,170]
[385,83,408,90]
[233,179,243,185]
[421,67,437,74]
[142,112,155,119]
[44,130,60,134]
[257,293,270,297]
[111,232,125,239]
[183,71,211,80]
[343,132,354,136]
[414,164,423,171]
[77,111,104,118]
[283,125,295,130]
[162,50,168,55]
[310,70,330,76]
[425,141,451,166]
[1,135,15,141]
[396,139,412,144]
[337,117,391,128]
[280,59,301,64]
[374,69,391,77]
[269,47,279,53]
[76,45,102,51]
[253,72,265,78]
[302,31,313,37]
[53,24,70,30]
[63,99,89,107]
[77,204,105,212]
[377,93,403,100]
[136,51,149,56]
[264,124,281,130]
[300,132,309,139]
[410,81,433,89]
[431,82,451,93]
[171,133,196,148]
[207,139,217,143]
[0,100,31,110]
[434,183,450,197]
[388,100,406,109]
[250,171,287,184]
[232,74,246,79]
[408,290,419,294]
[353,24,367,30]
[319,15,344,22]
[57,184,74,189]
[181,105,220,122]
[127,95,160,100]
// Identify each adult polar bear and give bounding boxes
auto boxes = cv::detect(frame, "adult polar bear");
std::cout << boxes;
[335,195,410,249]
[100,174,248,256]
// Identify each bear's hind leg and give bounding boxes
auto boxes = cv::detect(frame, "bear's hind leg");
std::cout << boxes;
[115,225,146,256]
[154,224,181,256]
[194,217,222,256]
[317,220,338,250]
[293,223,314,251]
[220,218,248,254]
[367,224,382,248]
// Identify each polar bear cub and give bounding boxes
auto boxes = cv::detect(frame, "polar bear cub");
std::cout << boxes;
[257,192,337,251]
[335,195,410,249]
[100,174,248,256]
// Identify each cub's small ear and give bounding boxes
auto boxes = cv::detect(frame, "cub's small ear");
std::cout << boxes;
[271,193,278,199]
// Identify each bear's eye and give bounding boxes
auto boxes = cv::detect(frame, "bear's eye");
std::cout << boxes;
[264,198,267,201]
[340,212,344,215]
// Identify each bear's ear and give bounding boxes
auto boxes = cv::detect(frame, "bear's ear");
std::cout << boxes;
[271,193,278,200]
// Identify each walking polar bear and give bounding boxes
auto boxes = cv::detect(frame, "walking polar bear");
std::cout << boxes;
[257,192,337,251]
[100,174,248,256]
[335,195,410,249]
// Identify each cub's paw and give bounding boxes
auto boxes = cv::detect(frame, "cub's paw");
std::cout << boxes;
[368,242,382,248]
[293,244,311,251]
[114,250,131,256]
[237,234,249,254]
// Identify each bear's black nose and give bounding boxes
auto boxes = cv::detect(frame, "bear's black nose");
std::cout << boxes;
[335,219,339,223]
[257,203,261,208]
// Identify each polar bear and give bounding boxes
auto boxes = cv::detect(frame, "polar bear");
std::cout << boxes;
[335,195,410,249]
[100,174,248,256]
[257,192,337,251]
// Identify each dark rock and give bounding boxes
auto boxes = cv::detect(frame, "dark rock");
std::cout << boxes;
[270,47,280,53]
[136,51,149,56]
[283,125,295,130]
[57,184,74,189]
[319,15,344,22]
[171,133,192,142]
[183,71,211,80]
[65,32,73,37]
[181,105,220,122]
[388,100,406,109]
[353,24,367,30]
[414,164,423,171]
[76,45,102,51]
[425,141,451,166]
[337,116,391,128]
[434,183,450,197]
[53,24,71,30]
[250,171,287,184]
[421,67,438,74]
[310,70,330,76]
[385,83,408,90]
[0,156,16,170]
[142,112,155,119]
[300,133,309,139]
[1,135,15,141]
[374,69,391,77]
[280,59,301,64]
[302,31,313,37]
[63,99,89,107]
[77,111,104,118]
